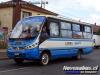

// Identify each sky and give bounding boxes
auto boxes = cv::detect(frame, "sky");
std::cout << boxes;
[1,0,100,25]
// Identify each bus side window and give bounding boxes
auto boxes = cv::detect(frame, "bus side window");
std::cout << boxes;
[72,24,83,39]
[83,26,92,39]
[49,22,59,37]
[60,22,72,38]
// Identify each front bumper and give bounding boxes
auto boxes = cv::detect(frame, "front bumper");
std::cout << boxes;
[7,48,40,60]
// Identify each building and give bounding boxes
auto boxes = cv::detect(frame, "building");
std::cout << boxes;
[0,0,58,32]
[93,25,100,34]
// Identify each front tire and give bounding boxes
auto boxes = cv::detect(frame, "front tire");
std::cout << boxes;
[40,52,50,66]
[14,58,24,64]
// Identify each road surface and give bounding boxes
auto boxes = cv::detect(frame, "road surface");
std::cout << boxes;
[0,49,100,75]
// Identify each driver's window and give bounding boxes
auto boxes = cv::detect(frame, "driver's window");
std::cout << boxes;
[49,22,59,37]
[42,26,49,37]
[31,25,40,36]
[20,26,32,38]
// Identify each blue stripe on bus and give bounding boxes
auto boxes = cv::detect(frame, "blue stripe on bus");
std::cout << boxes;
[42,47,93,59]
[47,38,93,41]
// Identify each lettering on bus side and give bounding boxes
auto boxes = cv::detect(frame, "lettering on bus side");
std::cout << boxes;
[65,42,73,46]
[74,42,81,45]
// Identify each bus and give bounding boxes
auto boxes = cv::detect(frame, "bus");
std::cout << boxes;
[7,15,94,65]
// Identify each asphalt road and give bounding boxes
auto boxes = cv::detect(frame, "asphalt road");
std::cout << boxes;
[0,49,100,75]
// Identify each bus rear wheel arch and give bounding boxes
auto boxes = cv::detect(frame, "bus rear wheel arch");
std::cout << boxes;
[76,49,83,60]
[40,50,51,66]
[73,49,83,60]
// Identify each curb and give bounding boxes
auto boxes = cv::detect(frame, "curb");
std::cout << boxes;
[0,51,9,60]
[0,58,9,60]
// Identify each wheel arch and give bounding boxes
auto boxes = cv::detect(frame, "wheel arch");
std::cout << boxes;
[78,48,84,54]
[40,49,51,57]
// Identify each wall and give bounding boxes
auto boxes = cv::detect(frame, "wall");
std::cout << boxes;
[21,8,52,19]
[0,7,13,32]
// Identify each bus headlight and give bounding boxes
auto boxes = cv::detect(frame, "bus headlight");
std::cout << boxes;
[25,46,32,49]
[25,45,35,49]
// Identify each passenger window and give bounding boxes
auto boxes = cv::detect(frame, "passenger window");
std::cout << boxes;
[73,31,82,39]
[72,24,80,31]
[85,26,91,32]
[60,22,72,38]
[83,26,92,39]
[61,30,72,38]
[72,24,83,39]
[49,22,59,37]
[83,32,92,39]
[61,22,71,30]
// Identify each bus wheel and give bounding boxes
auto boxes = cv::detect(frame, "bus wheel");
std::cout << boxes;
[76,50,82,60]
[40,52,50,66]
[14,58,24,64]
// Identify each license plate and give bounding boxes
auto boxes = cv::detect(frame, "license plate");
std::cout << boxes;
[14,53,19,56]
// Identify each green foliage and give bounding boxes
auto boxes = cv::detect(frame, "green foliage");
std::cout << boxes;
[0,41,7,49]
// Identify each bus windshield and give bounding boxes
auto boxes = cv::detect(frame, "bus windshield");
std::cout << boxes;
[10,16,45,39]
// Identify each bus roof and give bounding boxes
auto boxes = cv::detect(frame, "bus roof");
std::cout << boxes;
[45,15,93,26]
[24,15,93,26]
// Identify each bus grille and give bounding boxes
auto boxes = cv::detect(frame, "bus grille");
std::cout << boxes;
[13,47,25,50]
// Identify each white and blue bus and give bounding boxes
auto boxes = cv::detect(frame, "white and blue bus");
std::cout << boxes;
[7,16,94,65]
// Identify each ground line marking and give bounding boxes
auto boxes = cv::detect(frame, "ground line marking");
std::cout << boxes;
[0,68,26,73]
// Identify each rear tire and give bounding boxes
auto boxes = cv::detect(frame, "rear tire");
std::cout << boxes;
[14,58,24,64]
[76,50,82,60]
[40,52,50,66]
